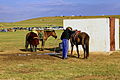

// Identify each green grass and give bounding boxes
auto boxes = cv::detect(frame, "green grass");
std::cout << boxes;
[0,31,27,51]
[0,51,120,80]
[0,15,120,28]
[0,30,63,52]
[0,30,120,80]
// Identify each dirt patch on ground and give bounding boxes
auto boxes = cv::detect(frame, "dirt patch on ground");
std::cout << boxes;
[75,75,113,80]
[0,50,120,80]
[0,44,63,60]
[0,53,59,62]
[0,49,119,61]
[0,49,63,62]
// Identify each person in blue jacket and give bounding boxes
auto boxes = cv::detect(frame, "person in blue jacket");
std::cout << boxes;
[60,27,72,59]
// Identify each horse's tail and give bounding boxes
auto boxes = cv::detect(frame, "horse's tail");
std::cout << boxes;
[25,37,28,50]
[25,33,30,50]
[86,42,89,57]
[82,37,89,57]
[85,35,89,58]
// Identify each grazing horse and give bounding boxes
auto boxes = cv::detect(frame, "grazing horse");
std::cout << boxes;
[25,32,39,52]
[37,30,57,51]
[70,31,90,59]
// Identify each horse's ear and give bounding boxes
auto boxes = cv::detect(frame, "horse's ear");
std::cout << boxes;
[52,30,55,32]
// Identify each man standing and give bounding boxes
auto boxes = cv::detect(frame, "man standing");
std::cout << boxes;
[60,27,72,59]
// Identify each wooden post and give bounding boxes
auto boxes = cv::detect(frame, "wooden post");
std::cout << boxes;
[109,17,115,51]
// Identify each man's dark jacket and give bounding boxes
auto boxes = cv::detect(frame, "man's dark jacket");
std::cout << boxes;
[60,29,72,40]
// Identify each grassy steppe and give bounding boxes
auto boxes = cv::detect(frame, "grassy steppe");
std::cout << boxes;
[0,30,63,52]
[0,30,120,80]
[0,46,120,80]
[0,15,120,28]
[0,15,120,80]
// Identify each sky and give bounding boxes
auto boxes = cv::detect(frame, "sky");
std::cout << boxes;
[0,0,120,22]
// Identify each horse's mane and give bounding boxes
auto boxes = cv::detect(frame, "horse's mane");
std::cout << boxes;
[44,30,55,32]
[37,30,55,33]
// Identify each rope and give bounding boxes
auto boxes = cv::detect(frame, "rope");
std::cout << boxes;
[33,37,39,39]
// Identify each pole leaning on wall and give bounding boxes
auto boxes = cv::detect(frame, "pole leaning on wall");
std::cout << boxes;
[109,17,115,51]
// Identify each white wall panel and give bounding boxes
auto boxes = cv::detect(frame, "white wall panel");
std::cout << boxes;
[115,19,119,50]
[63,18,119,52]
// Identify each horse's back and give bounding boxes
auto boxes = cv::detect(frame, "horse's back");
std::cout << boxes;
[26,32,39,45]
[70,31,89,45]
[79,32,90,39]
[78,32,90,45]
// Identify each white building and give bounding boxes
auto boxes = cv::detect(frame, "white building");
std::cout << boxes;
[63,17,119,52]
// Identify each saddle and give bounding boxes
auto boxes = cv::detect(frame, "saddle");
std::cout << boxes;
[72,30,81,41]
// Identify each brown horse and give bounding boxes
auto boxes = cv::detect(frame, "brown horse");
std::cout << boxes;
[70,31,90,59]
[25,32,39,52]
[37,30,57,51]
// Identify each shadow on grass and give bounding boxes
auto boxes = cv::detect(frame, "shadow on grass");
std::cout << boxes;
[20,47,61,53]
[20,49,27,51]
[49,53,62,59]
[11,48,83,60]
[0,52,60,61]
[0,52,84,61]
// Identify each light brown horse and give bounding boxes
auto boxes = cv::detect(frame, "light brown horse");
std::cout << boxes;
[70,31,90,59]
[37,30,57,51]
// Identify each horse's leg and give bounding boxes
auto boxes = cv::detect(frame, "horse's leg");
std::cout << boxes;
[76,45,80,58]
[82,45,86,59]
[86,43,89,59]
[25,40,29,51]
[40,39,44,51]
[30,44,32,52]
[33,45,35,52]
[71,44,74,57]
[35,45,37,52]
[30,44,33,52]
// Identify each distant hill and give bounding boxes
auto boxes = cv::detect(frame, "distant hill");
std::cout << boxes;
[0,15,120,28]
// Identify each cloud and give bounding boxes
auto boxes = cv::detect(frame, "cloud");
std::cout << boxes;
[0,1,120,22]
[84,3,120,15]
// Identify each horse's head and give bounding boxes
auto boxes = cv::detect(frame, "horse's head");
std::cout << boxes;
[42,30,57,40]
[51,30,57,39]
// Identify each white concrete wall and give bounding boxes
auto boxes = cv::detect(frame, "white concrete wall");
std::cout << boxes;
[115,18,119,50]
[63,18,119,52]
